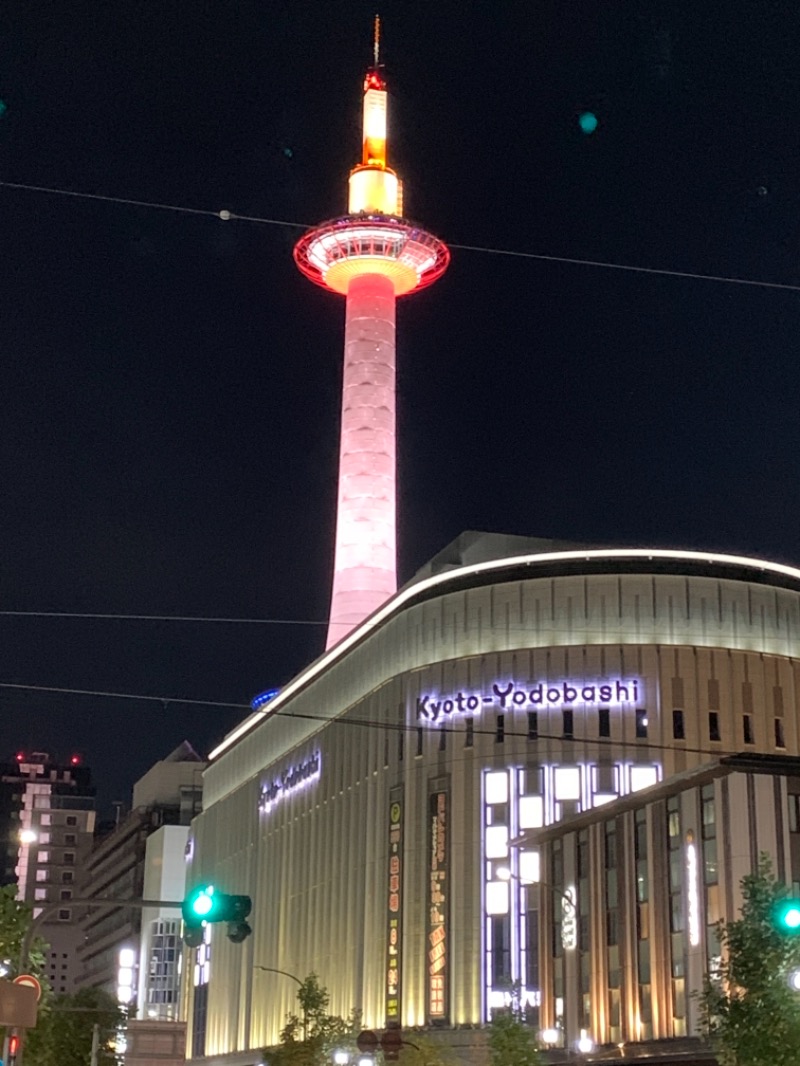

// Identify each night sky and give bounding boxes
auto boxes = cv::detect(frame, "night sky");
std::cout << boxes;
[2,1,800,811]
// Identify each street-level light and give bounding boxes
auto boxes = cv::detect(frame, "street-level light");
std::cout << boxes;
[576,1032,595,1054]
[540,1028,560,1046]
[789,969,800,991]
[334,1052,350,1065]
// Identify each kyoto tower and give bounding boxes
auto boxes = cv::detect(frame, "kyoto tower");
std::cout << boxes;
[295,19,450,649]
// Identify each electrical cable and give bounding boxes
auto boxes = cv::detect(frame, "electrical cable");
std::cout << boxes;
[0,679,744,761]
[0,609,326,626]
[2,178,798,295]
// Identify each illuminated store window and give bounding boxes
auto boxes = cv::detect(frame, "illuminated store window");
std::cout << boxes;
[742,714,754,745]
[672,710,685,740]
[701,785,718,885]
[598,708,610,738]
[708,712,721,743]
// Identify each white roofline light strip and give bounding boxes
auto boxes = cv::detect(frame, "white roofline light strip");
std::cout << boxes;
[209,548,800,760]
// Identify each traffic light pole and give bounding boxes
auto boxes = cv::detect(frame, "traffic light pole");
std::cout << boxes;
[14,896,182,1066]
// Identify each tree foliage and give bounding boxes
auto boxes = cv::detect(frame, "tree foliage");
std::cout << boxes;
[699,854,800,1066]
[25,987,126,1066]
[0,884,48,977]
[487,990,542,1066]
[266,974,362,1066]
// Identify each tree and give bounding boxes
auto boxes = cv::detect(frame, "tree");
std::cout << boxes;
[699,854,800,1066]
[0,884,48,977]
[25,987,126,1066]
[266,974,362,1066]
[487,990,542,1066]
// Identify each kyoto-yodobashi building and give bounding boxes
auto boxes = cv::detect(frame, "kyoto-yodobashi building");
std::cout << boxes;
[185,532,800,1065]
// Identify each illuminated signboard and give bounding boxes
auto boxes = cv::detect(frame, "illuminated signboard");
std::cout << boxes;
[427,789,449,1024]
[561,888,577,951]
[686,830,700,947]
[258,753,321,815]
[417,679,641,722]
[386,789,403,1026]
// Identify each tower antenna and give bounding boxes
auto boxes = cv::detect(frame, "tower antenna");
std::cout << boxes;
[373,14,381,67]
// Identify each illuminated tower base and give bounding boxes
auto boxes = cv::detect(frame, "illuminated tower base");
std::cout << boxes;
[330,272,397,642]
[294,25,449,648]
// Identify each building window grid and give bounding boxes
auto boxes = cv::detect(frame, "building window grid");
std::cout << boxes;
[604,821,621,1043]
[551,840,565,1030]
[634,809,652,1038]
[577,829,591,1029]
[147,919,181,1016]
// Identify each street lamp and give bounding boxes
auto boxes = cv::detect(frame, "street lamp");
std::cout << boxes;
[496,865,576,916]
[334,1052,350,1065]
[253,965,308,1040]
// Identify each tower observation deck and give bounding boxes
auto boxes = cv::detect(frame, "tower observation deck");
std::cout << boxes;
[294,19,450,649]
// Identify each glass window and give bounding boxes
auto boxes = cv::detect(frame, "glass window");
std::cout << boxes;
[598,708,610,738]
[66,816,77,827]
[495,714,505,743]
[743,714,754,745]
[776,718,786,749]
[709,712,721,742]
[528,711,538,740]
[672,709,685,740]
[465,718,474,748]
[562,709,574,738]
[635,709,648,739]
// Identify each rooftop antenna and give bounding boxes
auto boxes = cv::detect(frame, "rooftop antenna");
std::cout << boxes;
[373,13,381,67]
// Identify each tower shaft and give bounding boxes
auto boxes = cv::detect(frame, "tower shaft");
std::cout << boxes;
[326,272,397,649]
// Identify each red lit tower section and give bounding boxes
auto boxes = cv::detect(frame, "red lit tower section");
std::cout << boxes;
[295,22,449,649]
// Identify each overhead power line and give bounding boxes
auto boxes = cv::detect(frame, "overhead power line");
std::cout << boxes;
[0,609,326,626]
[2,178,798,295]
[0,679,743,761]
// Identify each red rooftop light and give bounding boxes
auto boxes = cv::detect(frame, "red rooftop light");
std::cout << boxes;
[70,755,80,765]
[15,752,24,762]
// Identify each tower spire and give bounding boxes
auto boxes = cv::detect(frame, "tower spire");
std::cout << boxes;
[373,14,381,68]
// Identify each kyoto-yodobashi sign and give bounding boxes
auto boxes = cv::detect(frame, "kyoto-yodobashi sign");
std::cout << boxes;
[258,753,321,814]
[416,679,642,722]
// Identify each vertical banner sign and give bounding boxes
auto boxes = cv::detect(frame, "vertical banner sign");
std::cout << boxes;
[386,788,403,1026]
[427,788,449,1023]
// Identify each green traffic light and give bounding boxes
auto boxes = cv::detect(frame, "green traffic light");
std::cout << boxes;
[193,889,214,916]
[775,899,800,931]
[184,884,217,923]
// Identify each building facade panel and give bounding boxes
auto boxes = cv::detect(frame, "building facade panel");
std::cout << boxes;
[190,550,800,1063]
